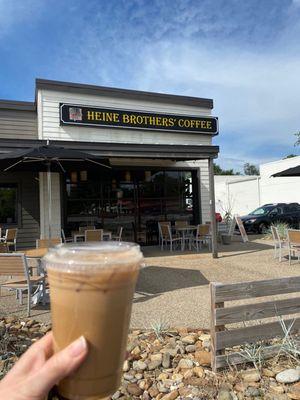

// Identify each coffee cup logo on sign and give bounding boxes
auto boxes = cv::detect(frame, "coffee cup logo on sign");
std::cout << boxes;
[69,107,83,121]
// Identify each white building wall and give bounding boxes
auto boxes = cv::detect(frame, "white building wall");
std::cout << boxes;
[37,87,214,235]
[215,175,260,216]
[38,89,212,145]
[260,156,300,205]
[215,156,300,218]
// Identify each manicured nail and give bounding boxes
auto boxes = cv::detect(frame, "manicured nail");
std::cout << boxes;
[68,336,87,357]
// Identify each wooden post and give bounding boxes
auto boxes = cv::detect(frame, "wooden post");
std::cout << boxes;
[208,157,218,258]
[210,283,225,372]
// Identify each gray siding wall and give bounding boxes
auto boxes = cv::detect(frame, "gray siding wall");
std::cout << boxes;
[0,172,40,249]
[0,109,38,139]
[0,107,39,247]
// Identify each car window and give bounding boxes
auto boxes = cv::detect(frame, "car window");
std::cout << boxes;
[270,207,283,215]
[289,204,299,212]
[251,206,273,215]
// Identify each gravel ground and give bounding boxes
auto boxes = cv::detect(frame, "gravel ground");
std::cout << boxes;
[0,237,299,329]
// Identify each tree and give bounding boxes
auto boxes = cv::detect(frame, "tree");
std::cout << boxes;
[213,163,240,175]
[295,131,300,147]
[243,163,259,175]
[283,154,297,159]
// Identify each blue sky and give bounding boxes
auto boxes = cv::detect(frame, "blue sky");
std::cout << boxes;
[1,0,300,171]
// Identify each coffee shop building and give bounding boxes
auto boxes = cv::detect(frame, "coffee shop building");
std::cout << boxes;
[0,79,219,255]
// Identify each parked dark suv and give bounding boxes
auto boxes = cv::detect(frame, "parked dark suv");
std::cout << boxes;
[241,203,300,233]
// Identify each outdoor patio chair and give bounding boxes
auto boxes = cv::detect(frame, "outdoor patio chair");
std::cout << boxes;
[158,223,182,251]
[61,229,73,243]
[85,229,103,242]
[0,228,18,251]
[174,220,189,228]
[36,238,62,248]
[0,253,45,317]
[270,225,288,262]
[287,229,300,265]
[79,225,95,233]
[158,221,171,246]
[190,224,212,251]
[112,226,123,241]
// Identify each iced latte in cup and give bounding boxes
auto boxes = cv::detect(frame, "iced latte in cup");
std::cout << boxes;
[43,242,143,400]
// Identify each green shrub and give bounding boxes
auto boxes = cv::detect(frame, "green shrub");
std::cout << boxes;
[266,222,290,239]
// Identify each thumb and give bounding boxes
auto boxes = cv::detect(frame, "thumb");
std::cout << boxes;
[31,336,88,396]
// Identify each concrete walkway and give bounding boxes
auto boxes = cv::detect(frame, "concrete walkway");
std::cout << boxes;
[1,238,299,329]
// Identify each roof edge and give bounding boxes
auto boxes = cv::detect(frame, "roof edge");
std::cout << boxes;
[35,78,214,109]
[0,99,36,111]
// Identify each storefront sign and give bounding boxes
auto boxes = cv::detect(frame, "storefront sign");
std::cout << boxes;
[60,103,218,135]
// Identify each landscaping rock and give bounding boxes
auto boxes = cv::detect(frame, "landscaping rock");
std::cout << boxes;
[276,369,300,384]
[194,350,211,366]
[122,360,130,372]
[127,383,143,396]
[288,382,300,399]
[241,369,261,382]
[181,335,196,345]
[162,352,171,368]
[177,358,193,370]
[148,359,162,370]
[218,390,233,400]
[185,344,196,353]
[160,389,179,400]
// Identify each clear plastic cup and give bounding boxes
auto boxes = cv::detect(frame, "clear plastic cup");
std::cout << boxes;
[43,241,144,400]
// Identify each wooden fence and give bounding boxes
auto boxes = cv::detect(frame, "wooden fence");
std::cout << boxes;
[210,276,300,371]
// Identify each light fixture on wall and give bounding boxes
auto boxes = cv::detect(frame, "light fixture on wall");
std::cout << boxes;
[80,171,87,181]
[125,171,131,182]
[112,179,117,190]
[145,171,152,182]
[70,172,78,183]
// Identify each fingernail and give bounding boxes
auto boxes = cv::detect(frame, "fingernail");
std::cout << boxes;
[68,336,87,357]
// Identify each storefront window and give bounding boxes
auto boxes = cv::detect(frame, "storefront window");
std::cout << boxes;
[0,183,18,224]
[63,169,196,244]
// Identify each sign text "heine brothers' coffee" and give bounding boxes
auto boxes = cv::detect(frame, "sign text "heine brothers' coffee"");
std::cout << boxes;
[60,104,218,135]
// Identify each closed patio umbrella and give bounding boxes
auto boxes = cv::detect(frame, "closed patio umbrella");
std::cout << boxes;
[0,144,111,239]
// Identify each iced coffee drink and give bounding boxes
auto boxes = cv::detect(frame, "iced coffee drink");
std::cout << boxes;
[43,242,143,400]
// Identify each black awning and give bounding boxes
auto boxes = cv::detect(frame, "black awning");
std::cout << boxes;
[272,165,300,177]
[0,138,219,161]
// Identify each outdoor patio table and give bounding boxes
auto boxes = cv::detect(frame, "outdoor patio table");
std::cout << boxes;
[175,226,197,251]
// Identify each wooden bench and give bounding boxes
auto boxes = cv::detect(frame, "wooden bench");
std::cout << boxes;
[210,276,300,370]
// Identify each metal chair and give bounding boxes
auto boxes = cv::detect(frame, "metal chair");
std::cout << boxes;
[0,253,45,317]
[85,229,103,242]
[191,224,212,251]
[270,225,288,262]
[61,229,73,243]
[36,238,62,248]
[158,223,182,251]
[112,226,123,241]
[0,228,18,251]
[287,229,300,265]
